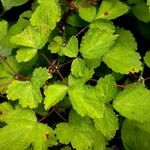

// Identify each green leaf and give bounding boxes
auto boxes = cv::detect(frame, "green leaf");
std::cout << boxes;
[69,84,105,119]
[144,50,150,67]
[0,102,57,150]
[132,2,150,22]
[6,80,42,108]
[6,68,49,108]
[78,6,97,22]
[56,110,106,150]
[10,25,50,49]
[16,48,37,63]
[30,0,61,30]
[44,84,68,110]
[31,67,51,88]
[94,106,119,139]
[116,28,137,51]
[62,36,78,58]
[121,119,150,150]
[96,74,117,103]
[96,0,129,20]
[103,41,142,74]
[80,20,117,60]
[113,83,150,122]
[0,20,8,41]
[1,0,29,11]
[48,36,64,55]
[71,58,91,78]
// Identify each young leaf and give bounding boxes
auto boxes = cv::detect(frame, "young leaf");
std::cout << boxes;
[55,110,106,150]
[94,106,119,139]
[121,119,150,150]
[78,6,97,22]
[80,20,117,60]
[103,41,142,74]
[96,74,117,103]
[44,84,68,110]
[132,2,150,23]
[113,83,150,122]
[1,0,29,11]
[96,0,129,20]
[62,36,78,58]
[68,84,105,119]
[0,102,57,150]
[144,50,150,67]
[30,0,61,30]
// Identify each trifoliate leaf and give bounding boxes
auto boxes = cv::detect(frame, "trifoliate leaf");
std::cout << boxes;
[132,2,150,22]
[16,48,37,63]
[10,25,50,49]
[44,84,68,110]
[144,50,150,67]
[30,0,61,30]
[69,84,105,119]
[55,110,96,150]
[1,0,29,11]
[103,42,142,74]
[6,68,49,108]
[121,119,150,150]
[78,6,97,22]
[116,28,137,51]
[113,83,150,122]
[80,20,117,60]
[96,74,117,103]
[0,102,56,150]
[96,0,129,20]
[94,106,119,139]
[62,36,78,57]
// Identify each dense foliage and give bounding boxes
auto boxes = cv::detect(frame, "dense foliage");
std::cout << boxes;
[0,0,150,149]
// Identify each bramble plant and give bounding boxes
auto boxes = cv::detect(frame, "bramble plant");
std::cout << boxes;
[0,0,150,149]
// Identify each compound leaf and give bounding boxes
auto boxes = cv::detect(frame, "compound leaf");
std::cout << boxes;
[113,83,150,122]
[94,106,119,139]
[96,0,129,20]
[44,84,68,110]
[68,84,105,119]
[30,0,61,30]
